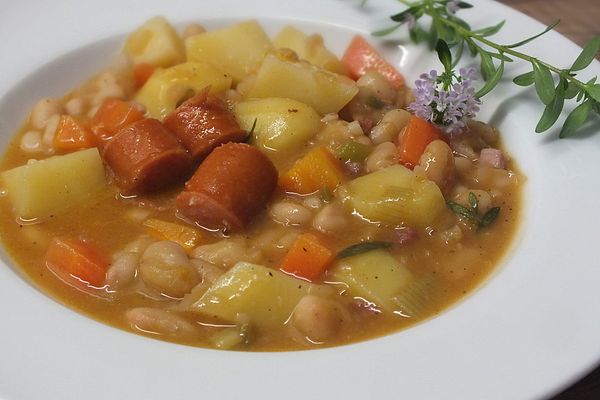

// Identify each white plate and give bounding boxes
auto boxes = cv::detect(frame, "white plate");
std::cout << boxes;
[1,0,599,399]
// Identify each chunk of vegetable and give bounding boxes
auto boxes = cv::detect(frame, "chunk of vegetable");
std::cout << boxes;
[189,262,319,329]
[280,233,334,281]
[1,148,106,219]
[135,62,232,120]
[341,35,405,88]
[244,54,358,115]
[335,140,371,162]
[342,164,445,228]
[273,26,347,75]
[185,20,273,83]
[133,62,156,89]
[91,98,145,142]
[329,249,412,311]
[279,146,346,194]
[234,98,321,154]
[143,218,203,252]
[53,115,95,151]
[45,237,109,289]
[397,116,443,169]
[123,16,184,68]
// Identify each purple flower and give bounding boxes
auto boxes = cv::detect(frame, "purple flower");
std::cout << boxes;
[403,13,416,31]
[408,67,481,135]
[446,0,461,14]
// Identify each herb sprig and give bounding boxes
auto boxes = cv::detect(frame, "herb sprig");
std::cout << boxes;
[374,0,600,137]
[446,191,500,229]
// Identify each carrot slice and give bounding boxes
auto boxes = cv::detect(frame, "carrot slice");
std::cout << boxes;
[45,237,109,288]
[143,218,202,252]
[397,116,443,169]
[133,63,156,89]
[53,115,96,151]
[341,35,405,88]
[279,146,345,195]
[280,233,334,281]
[91,97,145,143]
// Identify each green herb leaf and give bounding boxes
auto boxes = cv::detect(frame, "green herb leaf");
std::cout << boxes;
[476,59,504,98]
[336,241,394,259]
[479,207,500,229]
[436,39,453,72]
[372,23,404,37]
[535,79,566,133]
[468,191,478,209]
[390,7,418,22]
[473,20,505,37]
[513,70,535,86]
[586,84,600,103]
[532,60,556,105]
[564,82,581,99]
[409,25,430,44]
[479,51,496,81]
[451,40,465,68]
[428,17,439,50]
[505,20,560,48]
[465,37,478,56]
[559,100,592,138]
[446,201,478,223]
[489,52,513,62]
[457,1,474,8]
[571,35,600,71]
[318,186,333,202]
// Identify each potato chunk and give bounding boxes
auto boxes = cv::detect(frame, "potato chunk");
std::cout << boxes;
[244,54,358,115]
[329,249,413,311]
[342,164,445,228]
[135,62,232,119]
[234,98,321,154]
[1,148,106,220]
[185,20,273,83]
[123,16,184,67]
[189,262,319,330]
[273,26,347,75]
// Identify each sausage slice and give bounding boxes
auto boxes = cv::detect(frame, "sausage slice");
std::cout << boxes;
[163,91,247,163]
[102,118,191,194]
[177,143,278,232]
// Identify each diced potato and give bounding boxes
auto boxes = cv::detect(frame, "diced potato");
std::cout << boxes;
[273,26,348,75]
[342,165,445,228]
[185,20,273,83]
[1,148,106,220]
[123,16,184,67]
[189,262,318,329]
[234,98,321,154]
[329,249,413,311]
[244,54,358,115]
[135,61,232,119]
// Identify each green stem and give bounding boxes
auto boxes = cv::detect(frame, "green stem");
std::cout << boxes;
[439,15,588,89]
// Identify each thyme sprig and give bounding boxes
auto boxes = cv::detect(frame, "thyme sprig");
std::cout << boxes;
[374,0,600,137]
[446,192,500,230]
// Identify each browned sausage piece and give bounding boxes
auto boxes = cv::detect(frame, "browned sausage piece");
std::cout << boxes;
[177,143,278,232]
[163,91,247,163]
[103,118,191,194]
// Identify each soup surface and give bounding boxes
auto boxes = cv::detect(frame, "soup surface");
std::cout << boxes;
[0,17,522,351]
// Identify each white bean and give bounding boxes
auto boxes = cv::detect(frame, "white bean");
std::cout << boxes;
[292,295,342,343]
[366,141,397,172]
[42,114,60,151]
[126,307,199,338]
[419,140,455,190]
[30,98,63,130]
[191,237,250,269]
[356,71,396,103]
[270,201,312,226]
[106,252,139,289]
[302,195,323,210]
[20,130,43,153]
[140,241,198,298]
[369,109,410,144]
[65,97,86,116]
[312,203,348,233]
[189,259,224,285]
[123,235,155,254]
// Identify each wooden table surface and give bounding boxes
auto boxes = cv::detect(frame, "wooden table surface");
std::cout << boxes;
[495,2,600,398]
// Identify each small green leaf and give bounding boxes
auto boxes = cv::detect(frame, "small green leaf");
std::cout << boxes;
[480,51,496,81]
[318,186,333,202]
[479,207,500,229]
[390,7,418,22]
[446,201,478,222]
[457,1,474,8]
[559,100,592,138]
[532,60,556,105]
[564,82,581,99]
[489,52,513,62]
[473,20,505,37]
[336,241,394,259]
[468,192,478,209]
[505,20,560,48]
[571,35,600,71]
[428,17,439,50]
[465,38,478,56]
[476,59,504,98]
[451,40,465,68]
[535,79,566,133]
[513,70,535,86]
[436,40,452,72]
[372,23,403,37]
[409,25,429,44]
[586,84,600,103]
